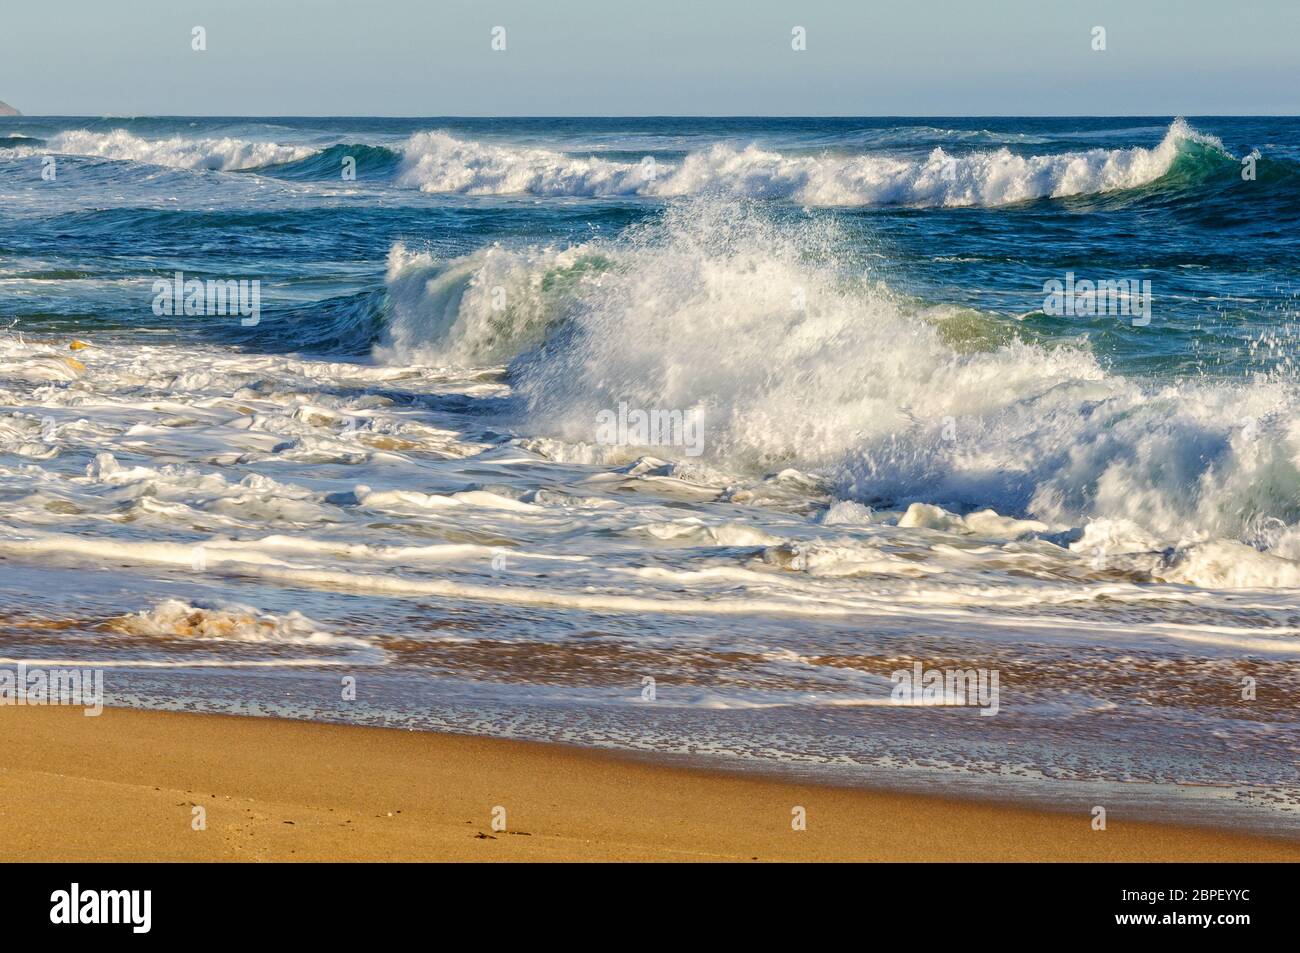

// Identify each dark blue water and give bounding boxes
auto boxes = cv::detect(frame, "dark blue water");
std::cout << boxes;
[2,116,1297,376]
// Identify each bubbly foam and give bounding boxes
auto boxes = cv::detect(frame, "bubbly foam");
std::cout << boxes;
[7,120,1225,204]
[397,130,653,196]
[5,115,1300,819]
[395,119,1225,207]
[374,241,606,365]
[376,197,1300,573]
[106,598,349,646]
[40,130,314,171]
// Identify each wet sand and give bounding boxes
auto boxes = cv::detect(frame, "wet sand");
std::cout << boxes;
[2,705,1296,862]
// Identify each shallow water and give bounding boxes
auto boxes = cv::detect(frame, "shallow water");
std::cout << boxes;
[1,116,1298,833]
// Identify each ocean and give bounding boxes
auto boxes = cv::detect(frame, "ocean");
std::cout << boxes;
[1,116,1297,833]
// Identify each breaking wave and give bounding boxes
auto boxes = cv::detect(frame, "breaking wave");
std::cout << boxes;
[4,120,1237,207]
[33,129,314,171]
[375,196,1300,562]
[394,119,1231,207]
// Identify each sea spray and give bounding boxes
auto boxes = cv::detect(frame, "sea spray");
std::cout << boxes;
[393,118,1229,206]
[373,196,1300,552]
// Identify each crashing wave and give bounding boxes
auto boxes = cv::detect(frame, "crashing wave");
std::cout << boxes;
[394,119,1229,207]
[374,241,612,365]
[37,129,314,171]
[373,195,1300,567]
[8,120,1230,204]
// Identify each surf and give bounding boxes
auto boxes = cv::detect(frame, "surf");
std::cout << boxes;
[3,119,1259,211]
[392,118,1237,207]
[11,128,314,171]
[373,195,1300,575]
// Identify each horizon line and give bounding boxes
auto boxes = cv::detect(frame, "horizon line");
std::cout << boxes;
[5,112,1300,120]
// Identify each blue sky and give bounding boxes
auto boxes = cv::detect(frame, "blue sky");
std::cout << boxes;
[3,0,1297,115]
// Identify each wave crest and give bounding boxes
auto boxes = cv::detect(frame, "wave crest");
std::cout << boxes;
[39,130,314,171]
[375,240,612,365]
[376,196,1300,560]
[395,119,1229,207]
[8,120,1231,204]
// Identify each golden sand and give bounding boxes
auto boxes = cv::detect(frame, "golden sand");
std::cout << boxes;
[1,705,1296,861]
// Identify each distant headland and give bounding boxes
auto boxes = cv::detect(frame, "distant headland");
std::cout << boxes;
[0,101,20,116]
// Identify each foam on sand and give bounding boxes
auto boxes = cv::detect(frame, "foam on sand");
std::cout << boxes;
[106,598,351,646]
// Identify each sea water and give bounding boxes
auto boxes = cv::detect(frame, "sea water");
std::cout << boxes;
[1,117,1297,832]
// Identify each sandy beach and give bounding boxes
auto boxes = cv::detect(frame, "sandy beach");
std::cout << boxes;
[5,112,1300,868]
[1,705,1296,862]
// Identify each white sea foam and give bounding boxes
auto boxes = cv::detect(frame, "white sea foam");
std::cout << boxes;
[897,502,1051,539]
[396,131,653,197]
[106,598,355,646]
[37,130,313,171]
[395,119,1223,207]
[374,241,604,365]
[6,119,1300,807]
[374,196,1300,580]
[11,120,1219,202]
[1158,540,1300,589]
[0,530,870,618]
[627,518,783,547]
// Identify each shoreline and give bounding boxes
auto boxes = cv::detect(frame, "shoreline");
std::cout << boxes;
[2,705,1297,861]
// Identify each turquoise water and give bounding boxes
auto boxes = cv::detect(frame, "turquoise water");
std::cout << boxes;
[1,117,1298,833]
